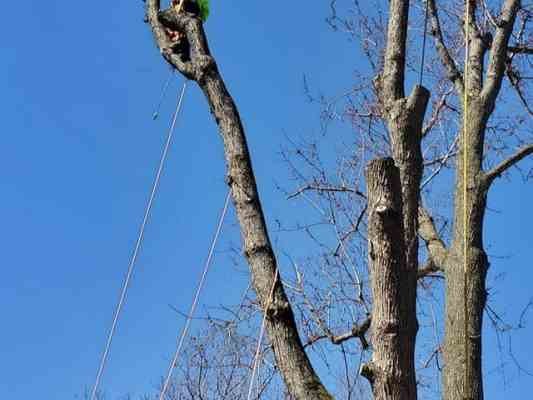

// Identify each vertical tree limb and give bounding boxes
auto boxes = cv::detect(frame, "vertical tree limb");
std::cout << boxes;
[383,0,410,99]
[481,0,522,111]
[363,158,417,400]
[146,3,332,399]
[427,0,465,95]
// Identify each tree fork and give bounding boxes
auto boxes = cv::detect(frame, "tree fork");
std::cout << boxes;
[146,2,332,399]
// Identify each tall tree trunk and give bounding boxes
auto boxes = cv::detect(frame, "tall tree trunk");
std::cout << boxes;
[443,103,490,400]
[363,158,417,400]
[442,2,520,398]
[370,1,430,399]
[146,3,332,399]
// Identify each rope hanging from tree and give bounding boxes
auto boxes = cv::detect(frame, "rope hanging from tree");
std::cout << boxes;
[246,267,280,400]
[419,0,431,86]
[158,190,231,400]
[90,81,188,400]
[463,0,472,396]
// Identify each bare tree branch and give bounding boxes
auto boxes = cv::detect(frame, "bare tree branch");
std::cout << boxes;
[508,45,533,54]
[418,207,448,270]
[422,88,454,137]
[506,63,533,115]
[484,144,533,185]
[287,184,366,200]
[421,134,460,188]
[305,317,371,349]
[481,0,522,109]
[427,0,465,95]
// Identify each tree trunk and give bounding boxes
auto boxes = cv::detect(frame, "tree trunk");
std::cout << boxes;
[441,1,521,397]
[363,158,418,400]
[198,66,333,400]
[146,3,332,399]
[368,1,429,398]
[443,103,490,400]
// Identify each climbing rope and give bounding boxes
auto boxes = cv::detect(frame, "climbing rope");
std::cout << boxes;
[158,190,232,400]
[89,81,188,400]
[463,1,471,397]
[246,268,279,400]
[419,0,431,86]
[153,70,176,120]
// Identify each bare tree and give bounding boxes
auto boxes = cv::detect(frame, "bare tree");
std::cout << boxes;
[146,1,532,399]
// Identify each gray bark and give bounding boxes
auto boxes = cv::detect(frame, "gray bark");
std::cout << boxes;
[146,2,332,399]
[365,1,430,399]
[143,2,533,400]
[441,2,522,400]
[363,158,417,400]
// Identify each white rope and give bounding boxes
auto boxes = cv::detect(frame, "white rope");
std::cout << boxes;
[152,70,175,120]
[90,81,187,400]
[158,190,232,400]
[246,268,279,400]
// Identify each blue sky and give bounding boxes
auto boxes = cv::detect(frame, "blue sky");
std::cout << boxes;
[1,1,531,399]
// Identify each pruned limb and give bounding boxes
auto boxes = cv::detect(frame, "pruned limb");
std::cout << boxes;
[418,207,448,271]
[388,85,430,284]
[483,144,533,186]
[427,0,465,95]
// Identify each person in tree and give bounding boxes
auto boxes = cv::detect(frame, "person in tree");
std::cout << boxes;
[171,0,209,21]
[165,0,209,42]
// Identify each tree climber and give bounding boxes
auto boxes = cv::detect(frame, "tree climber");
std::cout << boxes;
[165,0,210,56]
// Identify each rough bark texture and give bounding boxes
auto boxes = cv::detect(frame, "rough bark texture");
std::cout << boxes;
[368,1,430,399]
[441,2,522,400]
[143,1,533,400]
[363,158,417,400]
[444,102,490,400]
[146,2,332,399]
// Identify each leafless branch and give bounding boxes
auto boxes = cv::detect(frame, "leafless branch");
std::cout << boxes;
[418,207,448,270]
[287,185,366,200]
[508,45,533,54]
[421,134,460,188]
[422,88,454,137]
[482,0,522,108]
[484,144,533,185]
[305,317,371,350]
[427,0,465,95]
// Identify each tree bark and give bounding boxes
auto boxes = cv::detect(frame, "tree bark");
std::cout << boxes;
[146,3,332,399]
[443,103,490,400]
[374,2,430,399]
[363,158,417,400]
[442,2,521,399]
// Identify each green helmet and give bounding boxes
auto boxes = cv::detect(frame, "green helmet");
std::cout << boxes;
[196,0,209,22]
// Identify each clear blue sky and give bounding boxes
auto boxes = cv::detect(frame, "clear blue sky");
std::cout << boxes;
[1,1,531,399]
